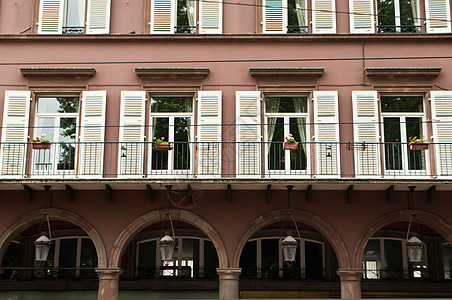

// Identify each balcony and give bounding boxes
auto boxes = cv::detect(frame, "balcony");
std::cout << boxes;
[0,141,450,180]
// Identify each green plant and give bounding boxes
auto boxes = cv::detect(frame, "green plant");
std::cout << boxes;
[408,135,427,143]
[31,134,50,143]
[284,134,297,143]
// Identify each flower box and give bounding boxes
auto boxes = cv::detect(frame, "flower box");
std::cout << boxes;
[32,142,51,150]
[409,143,429,150]
[153,143,173,151]
[283,142,298,150]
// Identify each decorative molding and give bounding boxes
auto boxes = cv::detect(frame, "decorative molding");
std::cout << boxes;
[20,68,96,78]
[250,68,324,78]
[365,67,441,79]
[135,68,210,91]
[249,68,324,89]
[135,68,210,80]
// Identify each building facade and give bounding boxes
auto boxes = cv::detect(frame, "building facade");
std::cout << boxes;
[1,0,452,299]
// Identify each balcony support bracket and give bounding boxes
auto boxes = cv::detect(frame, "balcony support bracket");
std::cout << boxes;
[187,184,193,203]
[23,185,33,202]
[147,184,152,203]
[386,185,394,204]
[347,185,353,204]
[428,185,436,204]
[267,185,271,203]
[307,185,312,203]
[227,184,232,203]
[106,184,113,203]
[66,184,74,202]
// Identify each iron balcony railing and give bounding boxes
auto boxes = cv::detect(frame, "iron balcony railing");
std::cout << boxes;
[0,141,450,178]
[362,268,429,280]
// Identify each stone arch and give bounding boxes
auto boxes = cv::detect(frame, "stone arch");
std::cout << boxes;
[0,208,107,268]
[109,209,228,269]
[353,209,452,268]
[231,209,351,269]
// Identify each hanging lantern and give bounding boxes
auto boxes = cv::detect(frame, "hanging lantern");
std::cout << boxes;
[406,236,423,263]
[281,235,298,264]
[159,234,176,261]
[35,235,51,262]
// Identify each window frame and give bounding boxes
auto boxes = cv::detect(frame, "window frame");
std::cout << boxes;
[375,0,421,33]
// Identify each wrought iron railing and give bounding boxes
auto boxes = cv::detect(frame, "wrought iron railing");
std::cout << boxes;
[136,267,218,279]
[287,25,309,33]
[62,26,84,34]
[0,267,97,280]
[363,268,429,280]
[175,26,196,33]
[377,25,421,33]
[0,141,449,178]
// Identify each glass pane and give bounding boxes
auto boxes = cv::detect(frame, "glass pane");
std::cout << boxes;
[181,238,199,278]
[377,0,396,32]
[443,244,452,280]
[59,238,78,278]
[363,239,381,279]
[268,118,284,170]
[0,242,20,280]
[65,0,85,27]
[265,97,308,113]
[138,241,156,279]
[151,97,193,113]
[384,117,403,170]
[305,241,323,279]
[58,118,76,171]
[34,118,54,172]
[204,241,219,279]
[177,0,195,33]
[80,239,97,278]
[381,96,423,113]
[37,97,79,114]
[239,240,257,278]
[287,0,307,32]
[406,117,425,170]
[261,239,279,279]
[384,239,404,279]
[174,117,190,170]
[400,0,416,30]
[152,118,169,170]
[289,118,307,170]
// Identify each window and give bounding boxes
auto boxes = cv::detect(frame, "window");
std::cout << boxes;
[377,0,420,33]
[381,96,428,176]
[149,97,193,176]
[265,96,309,175]
[38,0,111,34]
[443,243,452,279]
[136,237,218,278]
[239,237,325,279]
[363,238,427,280]
[263,0,336,34]
[33,97,79,176]
[150,0,222,34]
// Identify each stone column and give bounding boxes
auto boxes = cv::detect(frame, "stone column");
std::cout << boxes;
[217,268,241,299]
[336,268,363,299]
[96,268,123,300]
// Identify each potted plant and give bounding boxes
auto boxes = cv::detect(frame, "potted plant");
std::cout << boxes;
[31,134,51,150]
[409,135,429,150]
[283,134,298,150]
[153,136,172,151]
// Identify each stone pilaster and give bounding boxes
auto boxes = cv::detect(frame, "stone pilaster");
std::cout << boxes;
[96,268,123,300]
[217,268,241,299]
[336,268,363,299]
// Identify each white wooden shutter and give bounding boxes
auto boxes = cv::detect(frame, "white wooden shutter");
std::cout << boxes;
[431,91,452,176]
[38,0,63,34]
[118,91,145,177]
[313,91,339,176]
[236,91,261,177]
[263,0,287,33]
[0,91,30,177]
[86,0,111,34]
[425,0,451,33]
[352,91,380,176]
[151,0,176,33]
[349,0,375,33]
[312,0,336,33]
[197,91,222,177]
[79,91,106,177]
[199,0,222,33]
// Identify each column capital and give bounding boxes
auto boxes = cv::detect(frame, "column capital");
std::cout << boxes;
[96,268,123,280]
[336,268,363,281]
[216,268,242,280]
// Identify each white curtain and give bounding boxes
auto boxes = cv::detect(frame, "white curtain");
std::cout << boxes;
[410,0,419,27]
[296,0,307,29]
[77,0,85,27]
[293,97,307,155]
[266,98,280,143]
[187,0,196,28]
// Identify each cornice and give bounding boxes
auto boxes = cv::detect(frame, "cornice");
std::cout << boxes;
[20,67,96,78]
[365,67,442,79]
[135,68,210,80]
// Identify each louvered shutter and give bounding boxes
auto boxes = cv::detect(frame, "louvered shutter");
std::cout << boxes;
[313,91,339,176]
[199,0,222,33]
[38,0,63,34]
[151,0,176,33]
[0,91,30,177]
[197,91,222,177]
[236,91,261,177]
[431,91,452,176]
[425,0,451,33]
[118,91,145,177]
[263,0,287,33]
[349,0,374,33]
[86,0,111,34]
[312,0,336,33]
[79,91,106,177]
[352,91,380,176]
